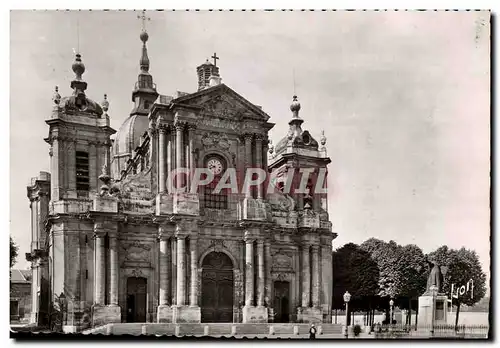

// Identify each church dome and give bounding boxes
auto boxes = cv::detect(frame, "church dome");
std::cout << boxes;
[59,95,103,116]
[111,114,149,173]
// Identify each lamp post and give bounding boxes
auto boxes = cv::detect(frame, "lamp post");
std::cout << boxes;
[59,293,66,331]
[429,285,437,337]
[389,299,394,332]
[343,291,351,339]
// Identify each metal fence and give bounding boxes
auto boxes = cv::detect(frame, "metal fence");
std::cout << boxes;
[372,323,489,339]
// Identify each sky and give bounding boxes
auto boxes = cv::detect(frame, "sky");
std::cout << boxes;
[9,10,490,280]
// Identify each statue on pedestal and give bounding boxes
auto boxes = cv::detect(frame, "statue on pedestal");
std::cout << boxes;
[424,258,444,295]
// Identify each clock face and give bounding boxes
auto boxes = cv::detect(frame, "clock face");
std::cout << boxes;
[207,158,224,175]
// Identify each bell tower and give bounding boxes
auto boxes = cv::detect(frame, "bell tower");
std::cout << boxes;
[45,53,116,201]
[268,95,333,322]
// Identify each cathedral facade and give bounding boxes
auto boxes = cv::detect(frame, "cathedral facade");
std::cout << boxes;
[26,26,335,332]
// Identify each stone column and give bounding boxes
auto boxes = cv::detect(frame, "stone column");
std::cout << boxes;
[171,238,177,305]
[104,140,112,170]
[301,244,311,308]
[257,240,265,306]
[255,135,263,199]
[244,237,255,306]
[264,240,272,306]
[93,231,106,305]
[49,136,60,200]
[189,237,198,306]
[158,126,167,193]
[262,137,269,198]
[109,234,119,305]
[188,125,196,190]
[159,231,170,306]
[311,245,320,307]
[175,123,184,189]
[166,127,173,192]
[244,133,253,198]
[176,236,186,306]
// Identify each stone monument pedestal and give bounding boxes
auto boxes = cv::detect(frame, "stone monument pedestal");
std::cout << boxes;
[417,294,448,326]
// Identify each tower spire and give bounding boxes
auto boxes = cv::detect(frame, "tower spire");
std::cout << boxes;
[288,95,304,137]
[130,10,158,114]
[137,10,151,73]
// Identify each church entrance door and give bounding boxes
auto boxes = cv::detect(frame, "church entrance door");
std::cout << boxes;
[273,281,290,322]
[126,277,147,323]
[201,252,234,322]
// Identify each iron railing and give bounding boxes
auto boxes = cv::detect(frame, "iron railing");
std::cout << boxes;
[372,323,489,339]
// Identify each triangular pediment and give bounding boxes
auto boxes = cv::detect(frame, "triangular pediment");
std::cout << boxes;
[172,84,270,122]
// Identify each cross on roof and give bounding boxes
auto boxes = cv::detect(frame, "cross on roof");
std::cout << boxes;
[211,52,220,67]
[137,10,151,31]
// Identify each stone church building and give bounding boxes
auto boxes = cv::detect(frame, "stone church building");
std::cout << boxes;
[26,25,335,332]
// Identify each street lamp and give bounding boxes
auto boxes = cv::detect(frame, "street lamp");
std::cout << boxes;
[59,293,66,330]
[343,291,351,339]
[389,299,394,332]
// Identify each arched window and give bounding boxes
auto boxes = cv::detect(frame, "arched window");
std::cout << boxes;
[201,155,228,210]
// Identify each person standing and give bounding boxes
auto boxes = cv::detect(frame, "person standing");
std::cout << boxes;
[309,324,317,339]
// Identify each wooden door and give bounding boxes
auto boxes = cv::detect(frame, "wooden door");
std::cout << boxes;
[126,277,147,322]
[274,281,290,322]
[201,252,234,322]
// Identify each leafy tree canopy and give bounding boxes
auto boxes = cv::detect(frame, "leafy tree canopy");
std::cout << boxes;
[332,243,379,310]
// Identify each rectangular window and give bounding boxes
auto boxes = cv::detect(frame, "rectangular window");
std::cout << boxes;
[202,177,228,210]
[76,151,90,196]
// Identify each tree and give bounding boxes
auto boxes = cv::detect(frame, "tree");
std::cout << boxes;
[427,246,487,328]
[394,244,427,324]
[360,238,401,299]
[10,236,18,269]
[332,243,379,325]
[360,239,427,325]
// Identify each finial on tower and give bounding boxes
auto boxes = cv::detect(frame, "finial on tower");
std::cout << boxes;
[101,94,109,112]
[98,164,111,196]
[70,52,88,94]
[137,10,151,73]
[268,139,274,155]
[72,53,85,81]
[290,95,301,115]
[211,52,220,67]
[138,10,151,34]
[52,86,61,104]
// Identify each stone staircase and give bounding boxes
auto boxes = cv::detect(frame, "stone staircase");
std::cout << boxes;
[83,323,344,337]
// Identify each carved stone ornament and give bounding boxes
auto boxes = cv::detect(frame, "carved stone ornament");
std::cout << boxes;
[201,94,245,121]
[121,242,151,262]
[273,253,293,270]
[273,272,292,281]
[209,239,226,253]
[268,193,295,212]
[198,117,240,131]
[201,132,231,150]
[131,268,144,278]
